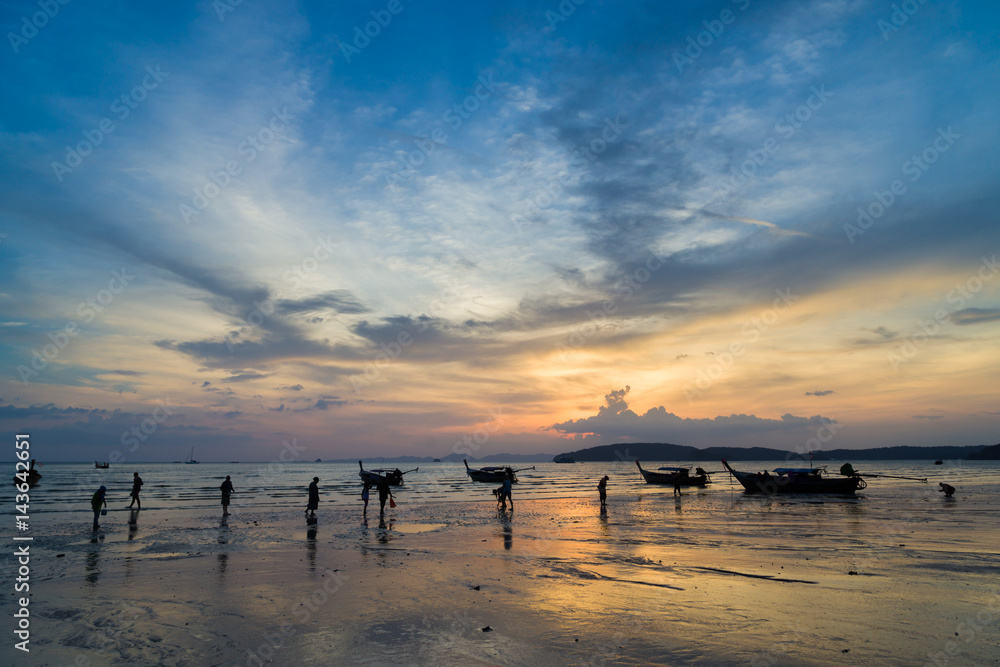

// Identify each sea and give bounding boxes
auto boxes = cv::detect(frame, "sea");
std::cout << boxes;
[9,458,997,515]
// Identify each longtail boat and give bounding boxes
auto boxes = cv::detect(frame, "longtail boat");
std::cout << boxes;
[635,461,709,486]
[463,460,534,483]
[721,459,865,494]
[358,461,417,486]
[13,459,41,487]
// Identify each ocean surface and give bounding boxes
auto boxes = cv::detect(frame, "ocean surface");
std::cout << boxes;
[9,457,998,515]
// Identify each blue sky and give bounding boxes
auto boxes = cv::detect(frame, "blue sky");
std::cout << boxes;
[1,0,998,462]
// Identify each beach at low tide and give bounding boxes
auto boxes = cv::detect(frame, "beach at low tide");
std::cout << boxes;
[5,461,1000,666]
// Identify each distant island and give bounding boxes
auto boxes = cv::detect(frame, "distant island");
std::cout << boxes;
[549,441,1000,462]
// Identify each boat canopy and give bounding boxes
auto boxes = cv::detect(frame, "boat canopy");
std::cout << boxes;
[657,467,689,471]
[773,468,821,475]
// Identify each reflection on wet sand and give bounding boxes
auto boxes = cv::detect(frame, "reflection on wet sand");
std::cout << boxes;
[127,509,139,540]
[85,544,101,586]
[497,511,513,551]
[217,553,228,582]
[307,515,318,574]
[217,514,230,544]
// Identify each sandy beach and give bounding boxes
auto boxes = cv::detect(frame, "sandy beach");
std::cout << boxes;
[8,469,1000,667]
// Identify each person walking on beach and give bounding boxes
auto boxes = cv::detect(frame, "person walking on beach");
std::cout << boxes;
[377,477,392,515]
[598,475,609,507]
[502,469,514,511]
[91,485,107,530]
[306,477,320,516]
[220,475,234,515]
[127,472,143,509]
[362,483,370,515]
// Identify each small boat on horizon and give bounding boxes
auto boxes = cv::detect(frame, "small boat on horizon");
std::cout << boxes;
[721,459,865,494]
[635,461,709,486]
[95,461,110,469]
[553,455,575,463]
[185,447,199,464]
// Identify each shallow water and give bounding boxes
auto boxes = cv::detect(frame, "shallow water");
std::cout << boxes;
[7,458,995,512]
[6,459,999,666]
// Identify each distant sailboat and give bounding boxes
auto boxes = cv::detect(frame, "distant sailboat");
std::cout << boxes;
[185,447,200,464]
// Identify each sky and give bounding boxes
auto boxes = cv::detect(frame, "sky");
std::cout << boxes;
[1,0,998,463]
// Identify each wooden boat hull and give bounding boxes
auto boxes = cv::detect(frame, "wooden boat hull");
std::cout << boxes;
[359,461,405,486]
[721,460,863,494]
[635,461,708,486]
[463,460,517,484]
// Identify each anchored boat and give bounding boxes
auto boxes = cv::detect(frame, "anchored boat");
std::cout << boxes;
[463,460,534,483]
[721,459,865,494]
[635,461,709,486]
[359,461,417,486]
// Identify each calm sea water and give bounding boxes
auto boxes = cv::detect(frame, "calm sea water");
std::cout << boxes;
[7,458,997,515]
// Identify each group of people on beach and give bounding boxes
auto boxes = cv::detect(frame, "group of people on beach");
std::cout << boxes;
[90,470,628,530]
[89,471,403,530]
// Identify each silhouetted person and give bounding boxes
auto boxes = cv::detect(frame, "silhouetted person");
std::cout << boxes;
[598,475,609,506]
[127,472,143,509]
[306,477,320,516]
[939,482,956,497]
[362,483,370,514]
[220,475,234,515]
[674,468,689,496]
[502,469,514,510]
[91,485,107,530]
[377,478,392,515]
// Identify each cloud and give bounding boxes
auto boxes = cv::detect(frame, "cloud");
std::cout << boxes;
[912,414,944,420]
[296,397,347,411]
[276,290,370,316]
[549,387,837,446]
[0,403,108,421]
[951,307,1000,326]
[221,373,270,383]
[805,390,834,396]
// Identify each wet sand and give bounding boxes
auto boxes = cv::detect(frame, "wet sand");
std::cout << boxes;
[12,486,1000,666]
